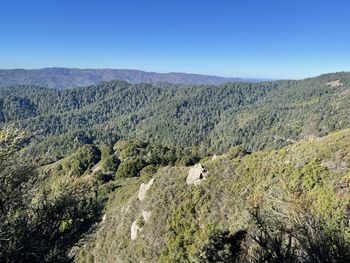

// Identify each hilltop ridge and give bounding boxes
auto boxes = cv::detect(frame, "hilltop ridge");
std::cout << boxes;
[0,68,242,89]
[1,71,350,158]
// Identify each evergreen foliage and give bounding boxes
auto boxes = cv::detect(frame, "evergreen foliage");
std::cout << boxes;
[2,72,350,262]
[2,72,350,158]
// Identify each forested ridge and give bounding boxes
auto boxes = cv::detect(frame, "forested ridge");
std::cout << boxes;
[1,72,350,262]
[1,72,350,159]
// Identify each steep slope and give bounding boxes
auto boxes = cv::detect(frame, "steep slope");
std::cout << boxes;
[73,128,350,262]
[0,68,241,89]
[0,128,208,262]
[1,127,350,262]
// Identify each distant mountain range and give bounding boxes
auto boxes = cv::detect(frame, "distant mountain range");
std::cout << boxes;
[0,68,243,89]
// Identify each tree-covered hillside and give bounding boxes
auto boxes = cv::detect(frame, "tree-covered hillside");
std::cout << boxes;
[1,126,350,262]
[2,72,350,262]
[75,127,350,263]
[0,127,208,262]
[1,72,350,159]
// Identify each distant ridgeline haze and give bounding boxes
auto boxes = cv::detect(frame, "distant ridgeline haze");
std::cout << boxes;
[0,68,242,89]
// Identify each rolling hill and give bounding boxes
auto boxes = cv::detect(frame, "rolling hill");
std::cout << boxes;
[0,68,242,89]
[1,72,350,159]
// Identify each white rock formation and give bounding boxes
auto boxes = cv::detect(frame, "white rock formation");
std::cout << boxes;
[131,220,142,240]
[138,178,154,201]
[142,210,151,223]
[186,164,208,185]
[212,154,218,160]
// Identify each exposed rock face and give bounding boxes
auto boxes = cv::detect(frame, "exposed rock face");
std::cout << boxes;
[142,210,151,223]
[186,164,208,185]
[138,178,154,201]
[212,154,218,160]
[131,220,142,240]
[102,214,106,222]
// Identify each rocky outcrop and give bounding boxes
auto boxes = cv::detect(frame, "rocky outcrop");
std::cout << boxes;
[186,164,208,185]
[142,210,151,223]
[131,220,142,240]
[138,178,154,201]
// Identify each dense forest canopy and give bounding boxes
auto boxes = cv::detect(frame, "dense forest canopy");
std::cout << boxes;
[1,72,350,159]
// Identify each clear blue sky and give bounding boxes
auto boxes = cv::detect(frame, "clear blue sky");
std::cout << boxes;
[0,0,350,79]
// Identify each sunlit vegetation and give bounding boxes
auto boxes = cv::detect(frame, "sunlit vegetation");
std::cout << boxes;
[1,72,350,159]
[1,72,350,262]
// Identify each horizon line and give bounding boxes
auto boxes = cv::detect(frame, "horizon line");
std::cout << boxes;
[0,66,348,81]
